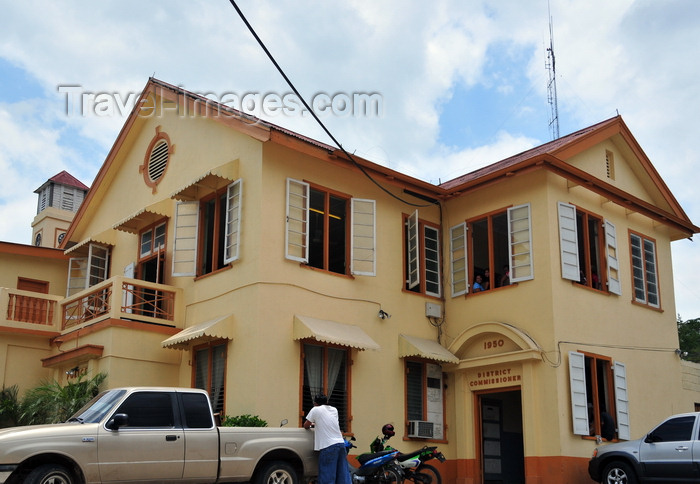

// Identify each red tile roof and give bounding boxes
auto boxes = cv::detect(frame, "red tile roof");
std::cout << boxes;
[439,117,618,190]
[49,170,89,190]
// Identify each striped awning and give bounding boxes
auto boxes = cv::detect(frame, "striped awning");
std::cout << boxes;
[170,161,238,201]
[113,199,171,233]
[64,229,116,255]
[399,334,459,363]
[162,314,234,350]
[293,315,380,351]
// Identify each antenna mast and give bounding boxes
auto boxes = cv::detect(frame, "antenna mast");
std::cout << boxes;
[545,8,560,140]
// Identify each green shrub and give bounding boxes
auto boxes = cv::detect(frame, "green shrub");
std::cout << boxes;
[19,372,107,425]
[220,414,268,427]
[0,385,21,428]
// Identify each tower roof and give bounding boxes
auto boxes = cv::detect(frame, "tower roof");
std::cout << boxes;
[34,170,89,193]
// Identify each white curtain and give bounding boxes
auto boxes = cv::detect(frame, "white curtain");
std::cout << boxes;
[304,344,323,399]
[326,348,345,399]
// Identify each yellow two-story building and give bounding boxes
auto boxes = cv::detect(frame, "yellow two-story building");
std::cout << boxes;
[1,77,698,484]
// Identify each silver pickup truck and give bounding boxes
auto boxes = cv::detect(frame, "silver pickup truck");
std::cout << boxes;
[0,387,317,484]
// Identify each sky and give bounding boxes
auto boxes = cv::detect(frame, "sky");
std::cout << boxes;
[1,0,699,319]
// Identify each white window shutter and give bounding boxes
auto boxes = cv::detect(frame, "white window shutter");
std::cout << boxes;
[558,202,580,281]
[87,244,110,287]
[614,361,630,440]
[66,257,88,297]
[450,223,468,297]
[123,262,135,314]
[285,178,309,263]
[172,201,199,277]
[424,225,441,297]
[350,198,376,276]
[604,219,622,295]
[508,203,533,282]
[224,179,242,265]
[406,210,420,289]
[569,351,590,436]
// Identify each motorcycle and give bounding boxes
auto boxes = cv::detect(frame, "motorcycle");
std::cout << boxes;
[369,425,445,484]
[345,435,404,484]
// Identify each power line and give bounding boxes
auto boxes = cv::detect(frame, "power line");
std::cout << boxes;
[227,0,435,208]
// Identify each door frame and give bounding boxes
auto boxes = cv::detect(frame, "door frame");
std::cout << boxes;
[474,386,524,484]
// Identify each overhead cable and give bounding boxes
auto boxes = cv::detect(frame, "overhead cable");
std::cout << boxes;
[227,0,435,208]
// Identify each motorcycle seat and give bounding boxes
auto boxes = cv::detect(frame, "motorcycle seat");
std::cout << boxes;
[396,449,424,460]
[356,450,396,465]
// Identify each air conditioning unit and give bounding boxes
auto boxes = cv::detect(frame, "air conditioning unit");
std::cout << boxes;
[407,420,434,439]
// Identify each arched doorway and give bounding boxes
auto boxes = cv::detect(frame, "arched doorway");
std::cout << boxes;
[478,389,524,484]
[448,322,542,484]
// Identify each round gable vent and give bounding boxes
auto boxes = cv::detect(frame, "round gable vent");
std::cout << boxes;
[148,140,169,182]
[140,126,174,193]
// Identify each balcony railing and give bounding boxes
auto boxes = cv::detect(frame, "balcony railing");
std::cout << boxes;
[62,276,184,330]
[1,288,63,331]
[0,277,183,334]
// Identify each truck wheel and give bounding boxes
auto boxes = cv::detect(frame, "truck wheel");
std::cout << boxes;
[25,464,76,484]
[255,461,298,484]
[601,461,637,484]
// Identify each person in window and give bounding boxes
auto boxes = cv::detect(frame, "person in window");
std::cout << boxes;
[473,275,485,292]
[499,265,510,287]
[578,270,587,285]
[304,394,349,484]
[482,269,491,290]
[600,410,615,441]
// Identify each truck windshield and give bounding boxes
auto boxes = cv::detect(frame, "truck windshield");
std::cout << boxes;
[68,390,127,423]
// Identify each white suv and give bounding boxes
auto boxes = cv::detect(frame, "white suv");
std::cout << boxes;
[588,412,700,483]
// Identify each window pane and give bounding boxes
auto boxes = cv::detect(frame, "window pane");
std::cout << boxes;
[652,416,695,442]
[140,230,153,257]
[588,216,602,289]
[450,224,467,296]
[201,198,217,274]
[471,218,489,277]
[643,239,658,306]
[406,211,420,291]
[308,189,325,270]
[115,392,174,428]
[424,226,440,296]
[89,245,109,286]
[194,348,209,392]
[216,194,227,270]
[407,361,424,421]
[630,234,646,302]
[211,344,226,414]
[154,223,166,250]
[327,347,348,432]
[328,195,347,274]
[302,344,348,432]
[182,392,214,428]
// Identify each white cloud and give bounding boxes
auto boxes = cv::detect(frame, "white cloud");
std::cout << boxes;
[0,0,699,317]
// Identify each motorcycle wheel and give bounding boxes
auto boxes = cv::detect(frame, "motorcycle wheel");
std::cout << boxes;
[378,466,403,484]
[413,464,441,484]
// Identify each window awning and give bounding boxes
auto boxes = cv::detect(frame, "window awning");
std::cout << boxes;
[162,314,234,350]
[113,199,171,233]
[399,334,459,363]
[170,161,239,201]
[64,230,116,255]
[293,315,380,351]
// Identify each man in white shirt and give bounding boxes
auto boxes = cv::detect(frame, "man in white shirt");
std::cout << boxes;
[304,394,349,484]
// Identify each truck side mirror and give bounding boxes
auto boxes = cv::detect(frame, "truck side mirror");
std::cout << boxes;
[106,413,129,430]
[644,432,660,443]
